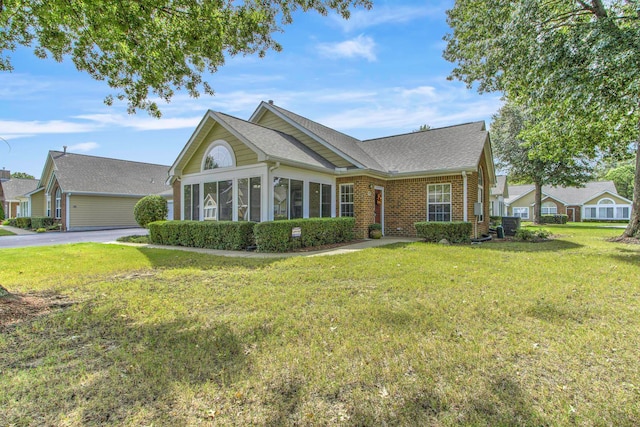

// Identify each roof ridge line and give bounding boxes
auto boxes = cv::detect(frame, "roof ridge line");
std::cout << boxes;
[362,121,486,143]
[49,150,171,168]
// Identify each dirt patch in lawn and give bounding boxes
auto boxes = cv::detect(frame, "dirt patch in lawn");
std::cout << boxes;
[0,285,75,330]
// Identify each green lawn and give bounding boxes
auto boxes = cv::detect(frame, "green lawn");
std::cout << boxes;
[1,224,639,426]
[0,226,15,236]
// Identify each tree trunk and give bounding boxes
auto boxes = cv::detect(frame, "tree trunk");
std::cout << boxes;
[622,140,640,238]
[533,181,542,224]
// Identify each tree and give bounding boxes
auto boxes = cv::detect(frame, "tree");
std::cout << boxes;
[444,0,640,238]
[413,124,431,132]
[1,0,371,117]
[604,160,635,200]
[491,102,592,223]
[11,172,35,179]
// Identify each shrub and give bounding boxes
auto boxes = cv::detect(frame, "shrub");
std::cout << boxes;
[489,216,502,226]
[515,228,551,241]
[368,223,382,232]
[414,221,472,243]
[134,195,168,228]
[254,217,355,253]
[0,203,4,221]
[31,217,54,229]
[15,217,31,229]
[540,214,568,224]
[8,218,17,227]
[148,220,255,250]
[36,228,46,233]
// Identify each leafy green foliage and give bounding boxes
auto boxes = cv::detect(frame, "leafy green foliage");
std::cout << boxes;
[0,202,4,220]
[10,172,35,179]
[148,220,255,250]
[444,0,640,237]
[254,217,356,252]
[539,215,568,225]
[15,217,31,229]
[514,228,551,241]
[604,162,635,200]
[30,217,54,230]
[414,221,472,243]
[1,0,371,116]
[134,195,168,228]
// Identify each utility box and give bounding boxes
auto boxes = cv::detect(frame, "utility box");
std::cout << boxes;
[474,202,483,216]
[501,216,521,236]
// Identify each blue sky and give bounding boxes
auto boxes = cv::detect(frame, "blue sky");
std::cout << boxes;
[0,0,502,178]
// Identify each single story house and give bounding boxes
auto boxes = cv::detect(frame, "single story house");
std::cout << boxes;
[505,181,632,222]
[0,170,39,219]
[169,101,496,238]
[490,175,509,217]
[28,149,172,231]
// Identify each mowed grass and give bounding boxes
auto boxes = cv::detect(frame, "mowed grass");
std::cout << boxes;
[1,225,639,426]
[0,226,16,236]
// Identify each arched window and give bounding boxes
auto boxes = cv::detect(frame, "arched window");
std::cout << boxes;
[202,141,234,171]
[598,198,615,219]
[541,201,557,215]
[55,188,62,219]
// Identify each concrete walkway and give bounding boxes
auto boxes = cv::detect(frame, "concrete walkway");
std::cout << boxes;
[114,236,420,258]
[0,225,36,235]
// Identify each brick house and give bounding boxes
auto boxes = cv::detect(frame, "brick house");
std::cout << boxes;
[28,150,172,231]
[169,101,496,239]
[0,170,39,219]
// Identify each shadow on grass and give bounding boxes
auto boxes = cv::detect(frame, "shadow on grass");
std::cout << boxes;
[1,305,254,425]
[135,246,279,269]
[474,239,583,253]
[607,247,640,268]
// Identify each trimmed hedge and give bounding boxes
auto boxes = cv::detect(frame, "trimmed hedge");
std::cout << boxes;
[148,220,255,250]
[414,221,473,243]
[540,214,568,224]
[15,217,31,229]
[31,217,54,229]
[254,217,356,253]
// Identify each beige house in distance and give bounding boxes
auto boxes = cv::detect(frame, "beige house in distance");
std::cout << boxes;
[505,181,632,222]
[28,150,172,231]
[169,101,496,239]
[0,171,39,219]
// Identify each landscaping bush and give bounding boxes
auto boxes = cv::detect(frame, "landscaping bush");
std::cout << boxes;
[134,195,168,228]
[148,220,255,250]
[515,228,551,241]
[254,217,355,253]
[31,217,54,230]
[15,217,31,229]
[540,214,568,224]
[414,221,472,243]
[489,216,502,226]
[0,203,4,220]
[7,218,17,227]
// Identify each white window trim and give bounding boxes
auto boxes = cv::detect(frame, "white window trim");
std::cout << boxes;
[55,188,62,219]
[200,140,236,172]
[427,183,452,222]
[339,183,355,217]
[513,207,529,219]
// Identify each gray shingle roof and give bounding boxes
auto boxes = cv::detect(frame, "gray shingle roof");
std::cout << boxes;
[359,122,488,174]
[506,181,621,205]
[1,178,39,200]
[491,175,508,196]
[214,112,336,170]
[267,104,385,170]
[49,151,171,196]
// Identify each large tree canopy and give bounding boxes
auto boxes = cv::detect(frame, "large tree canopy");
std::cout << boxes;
[0,0,371,117]
[491,102,592,223]
[444,0,640,237]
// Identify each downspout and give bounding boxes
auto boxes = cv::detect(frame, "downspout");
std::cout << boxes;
[462,171,468,222]
[65,193,71,231]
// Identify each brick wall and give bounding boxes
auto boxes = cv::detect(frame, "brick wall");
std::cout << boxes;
[335,154,492,239]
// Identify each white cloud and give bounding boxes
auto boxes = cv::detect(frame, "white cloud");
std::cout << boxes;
[67,142,99,152]
[317,35,377,62]
[332,4,447,32]
[73,113,202,131]
[0,119,98,139]
[399,86,438,100]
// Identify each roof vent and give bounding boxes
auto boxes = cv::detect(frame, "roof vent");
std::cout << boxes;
[63,145,68,154]
[268,100,274,105]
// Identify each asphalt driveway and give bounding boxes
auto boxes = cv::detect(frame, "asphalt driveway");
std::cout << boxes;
[0,227,148,249]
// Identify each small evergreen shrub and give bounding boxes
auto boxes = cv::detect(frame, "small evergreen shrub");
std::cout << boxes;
[148,220,255,250]
[15,217,31,229]
[134,195,168,228]
[254,217,355,252]
[515,228,551,241]
[0,203,4,220]
[8,218,17,227]
[414,221,472,243]
[540,214,568,224]
[31,217,54,229]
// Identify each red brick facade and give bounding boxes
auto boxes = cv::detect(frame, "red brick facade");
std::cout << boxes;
[336,153,492,239]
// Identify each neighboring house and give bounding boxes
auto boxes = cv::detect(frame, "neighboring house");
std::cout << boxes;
[490,175,509,217]
[169,101,496,238]
[0,170,39,219]
[505,181,632,222]
[29,150,172,231]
